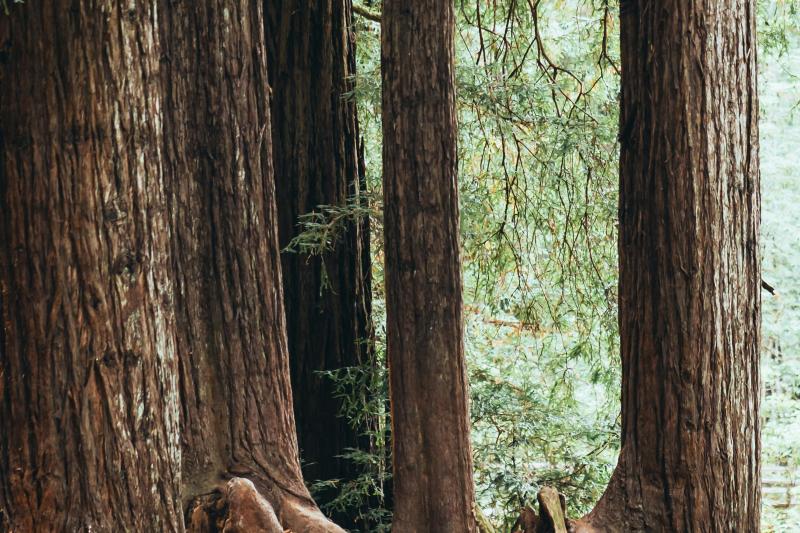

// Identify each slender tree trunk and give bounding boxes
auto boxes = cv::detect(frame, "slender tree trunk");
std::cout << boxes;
[265,1,373,513]
[0,2,182,530]
[574,1,761,531]
[381,1,478,531]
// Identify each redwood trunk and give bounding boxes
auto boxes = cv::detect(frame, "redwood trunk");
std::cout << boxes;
[577,1,761,531]
[265,0,372,498]
[157,2,342,530]
[1,1,343,531]
[381,1,478,531]
[0,3,182,530]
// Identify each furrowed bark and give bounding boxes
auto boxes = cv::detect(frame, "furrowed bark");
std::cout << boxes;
[265,1,373,519]
[0,2,182,530]
[157,1,344,531]
[571,0,761,531]
[381,0,478,531]
[1,1,345,531]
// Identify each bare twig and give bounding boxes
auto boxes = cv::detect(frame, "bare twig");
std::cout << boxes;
[762,279,776,295]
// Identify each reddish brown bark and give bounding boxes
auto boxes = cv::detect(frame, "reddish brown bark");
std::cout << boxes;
[381,0,478,531]
[572,1,761,531]
[1,1,343,531]
[265,0,373,504]
[0,2,182,530]
[157,2,342,531]
[187,478,283,533]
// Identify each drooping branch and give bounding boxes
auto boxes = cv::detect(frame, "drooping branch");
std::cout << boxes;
[353,4,381,23]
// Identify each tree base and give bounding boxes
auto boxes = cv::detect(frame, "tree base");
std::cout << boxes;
[512,487,605,533]
[508,482,638,533]
[186,478,345,533]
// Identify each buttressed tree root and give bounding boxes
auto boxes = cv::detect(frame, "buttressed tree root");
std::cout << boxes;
[186,478,346,533]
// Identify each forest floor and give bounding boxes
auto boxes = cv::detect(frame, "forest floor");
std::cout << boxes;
[760,35,800,531]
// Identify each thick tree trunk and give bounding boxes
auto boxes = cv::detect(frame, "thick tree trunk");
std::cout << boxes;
[157,2,343,531]
[265,0,373,506]
[381,1,478,531]
[1,1,343,531]
[574,1,761,531]
[0,2,182,530]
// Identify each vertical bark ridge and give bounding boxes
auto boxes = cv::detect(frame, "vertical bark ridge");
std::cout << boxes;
[158,1,344,531]
[0,2,182,530]
[575,1,761,531]
[265,0,373,502]
[381,0,478,531]
[1,1,345,531]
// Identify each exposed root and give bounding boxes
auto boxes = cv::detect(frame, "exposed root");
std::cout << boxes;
[187,478,283,532]
[512,458,629,533]
[511,506,539,532]
[537,487,568,532]
[185,477,346,533]
[567,519,608,533]
[277,493,347,533]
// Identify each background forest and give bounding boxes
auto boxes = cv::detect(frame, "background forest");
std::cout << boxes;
[0,0,793,531]
[285,0,800,530]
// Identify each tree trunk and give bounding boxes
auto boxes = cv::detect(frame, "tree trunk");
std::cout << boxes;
[1,1,343,531]
[573,1,761,531]
[381,1,478,531]
[265,0,373,511]
[157,2,343,531]
[0,2,182,530]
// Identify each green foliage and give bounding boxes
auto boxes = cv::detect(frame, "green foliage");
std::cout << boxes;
[296,0,800,530]
[759,0,800,54]
[453,1,622,525]
[282,193,378,293]
[283,195,377,258]
[466,314,618,527]
[759,30,800,530]
[2,0,22,16]
[306,357,393,530]
[309,302,393,532]
[280,185,391,531]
